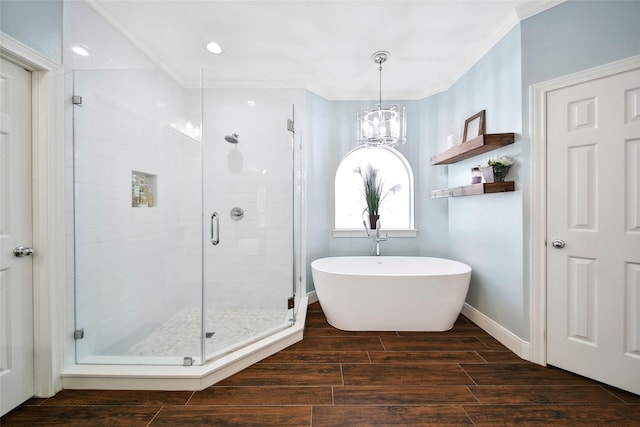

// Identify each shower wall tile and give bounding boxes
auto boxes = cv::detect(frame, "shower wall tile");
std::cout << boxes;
[203,88,302,311]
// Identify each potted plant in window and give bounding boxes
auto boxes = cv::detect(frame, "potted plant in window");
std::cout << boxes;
[355,164,401,229]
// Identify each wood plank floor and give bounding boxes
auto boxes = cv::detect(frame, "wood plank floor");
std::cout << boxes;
[3,302,639,426]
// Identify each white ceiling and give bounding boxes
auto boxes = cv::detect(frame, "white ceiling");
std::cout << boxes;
[88,0,563,100]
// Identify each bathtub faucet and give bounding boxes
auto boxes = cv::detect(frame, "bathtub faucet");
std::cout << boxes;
[363,219,387,256]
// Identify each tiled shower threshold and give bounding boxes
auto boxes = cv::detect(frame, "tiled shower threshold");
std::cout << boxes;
[60,296,307,391]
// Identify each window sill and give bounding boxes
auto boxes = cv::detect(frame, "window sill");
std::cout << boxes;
[332,229,418,238]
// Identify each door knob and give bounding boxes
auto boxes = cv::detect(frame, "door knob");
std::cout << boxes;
[551,239,565,249]
[13,245,34,257]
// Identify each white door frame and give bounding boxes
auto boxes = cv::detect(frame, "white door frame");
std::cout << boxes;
[0,33,65,397]
[529,54,640,366]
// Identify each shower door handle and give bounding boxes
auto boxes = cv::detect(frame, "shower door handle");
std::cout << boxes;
[211,212,220,246]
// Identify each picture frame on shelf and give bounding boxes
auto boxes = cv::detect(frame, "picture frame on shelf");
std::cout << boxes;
[463,110,485,142]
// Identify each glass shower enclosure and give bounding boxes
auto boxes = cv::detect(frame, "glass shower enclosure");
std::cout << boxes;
[71,68,300,366]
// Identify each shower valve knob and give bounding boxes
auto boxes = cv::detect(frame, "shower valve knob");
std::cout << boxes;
[230,207,244,220]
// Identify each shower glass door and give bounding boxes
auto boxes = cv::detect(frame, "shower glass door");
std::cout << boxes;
[72,69,300,366]
[72,69,204,365]
[201,85,297,362]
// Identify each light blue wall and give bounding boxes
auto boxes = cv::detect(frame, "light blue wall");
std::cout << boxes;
[306,0,640,342]
[0,0,62,64]
[304,91,332,293]
[521,0,640,88]
[426,26,525,337]
[305,31,525,340]
[306,28,524,336]
[415,98,450,259]
[440,0,640,340]
[304,96,447,293]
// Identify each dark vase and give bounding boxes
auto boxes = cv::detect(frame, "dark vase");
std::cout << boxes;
[368,214,380,229]
[492,165,510,182]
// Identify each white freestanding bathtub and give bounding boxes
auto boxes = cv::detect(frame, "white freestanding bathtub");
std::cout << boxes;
[310,256,472,331]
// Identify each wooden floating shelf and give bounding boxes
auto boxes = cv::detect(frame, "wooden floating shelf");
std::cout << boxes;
[431,133,515,165]
[430,181,515,199]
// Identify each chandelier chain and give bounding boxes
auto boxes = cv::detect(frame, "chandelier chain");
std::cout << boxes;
[378,61,383,106]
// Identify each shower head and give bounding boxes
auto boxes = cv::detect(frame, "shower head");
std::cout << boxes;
[225,133,239,144]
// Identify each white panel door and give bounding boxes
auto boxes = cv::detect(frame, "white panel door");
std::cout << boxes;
[0,58,34,416]
[547,68,640,394]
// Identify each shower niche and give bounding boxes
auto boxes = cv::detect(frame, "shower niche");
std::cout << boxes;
[131,171,157,207]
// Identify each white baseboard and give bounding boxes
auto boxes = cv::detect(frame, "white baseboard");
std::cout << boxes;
[307,294,531,361]
[306,290,319,305]
[462,303,532,362]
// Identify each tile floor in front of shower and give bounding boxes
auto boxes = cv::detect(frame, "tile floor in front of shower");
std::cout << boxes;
[126,308,290,359]
[3,302,639,425]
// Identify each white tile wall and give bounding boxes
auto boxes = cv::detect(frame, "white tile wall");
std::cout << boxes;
[202,88,301,311]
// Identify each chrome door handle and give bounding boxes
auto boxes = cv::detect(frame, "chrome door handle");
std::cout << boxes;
[211,212,219,246]
[13,245,34,257]
[551,239,565,249]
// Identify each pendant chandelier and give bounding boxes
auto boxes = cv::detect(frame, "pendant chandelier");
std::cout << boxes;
[356,51,406,147]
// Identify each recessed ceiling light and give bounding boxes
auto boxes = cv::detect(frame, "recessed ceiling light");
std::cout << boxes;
[205,41,222,54]
[72,45,90,57]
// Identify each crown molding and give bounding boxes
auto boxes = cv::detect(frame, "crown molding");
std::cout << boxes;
[516,0,566,21]
[0,32,60,71]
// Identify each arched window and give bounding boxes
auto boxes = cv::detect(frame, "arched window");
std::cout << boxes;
[334,146,414,231]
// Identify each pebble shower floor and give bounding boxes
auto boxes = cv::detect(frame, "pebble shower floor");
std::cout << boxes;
[126,308,290,359]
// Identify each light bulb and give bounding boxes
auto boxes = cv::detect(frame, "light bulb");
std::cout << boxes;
[72,45,89,57]
[205,41,223,54]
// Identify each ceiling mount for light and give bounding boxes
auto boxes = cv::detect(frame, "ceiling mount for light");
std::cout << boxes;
[371,50,388,66]
[356,50,406,147]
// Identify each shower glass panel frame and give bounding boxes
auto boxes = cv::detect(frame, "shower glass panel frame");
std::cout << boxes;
[71,68,300,366]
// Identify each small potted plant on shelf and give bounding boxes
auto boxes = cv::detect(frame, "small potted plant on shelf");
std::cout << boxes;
[355,164,401,229]
[480,156,514,183]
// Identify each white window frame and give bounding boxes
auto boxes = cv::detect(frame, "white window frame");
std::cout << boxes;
[333,145,416,238]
